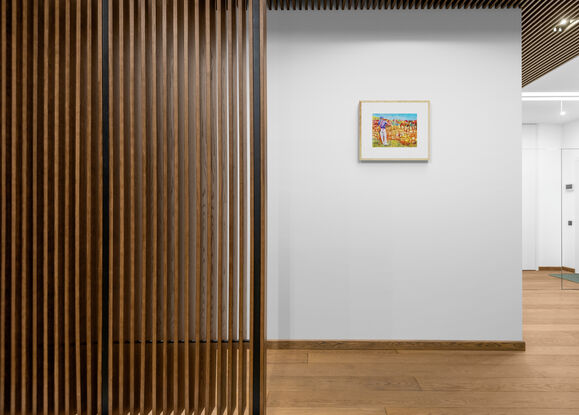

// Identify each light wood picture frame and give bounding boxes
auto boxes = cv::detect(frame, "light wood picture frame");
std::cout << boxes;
[359,100,431,161]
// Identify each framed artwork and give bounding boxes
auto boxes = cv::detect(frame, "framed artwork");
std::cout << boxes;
[359,100,430,161]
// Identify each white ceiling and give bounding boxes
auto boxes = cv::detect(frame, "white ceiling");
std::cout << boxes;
[522,56,579,125]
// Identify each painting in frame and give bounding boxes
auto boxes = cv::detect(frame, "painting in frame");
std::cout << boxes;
[359,100,430,161]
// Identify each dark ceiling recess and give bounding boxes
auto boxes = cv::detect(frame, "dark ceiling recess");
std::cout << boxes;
[266,0,579,87]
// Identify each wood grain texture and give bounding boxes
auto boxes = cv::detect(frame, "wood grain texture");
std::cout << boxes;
[227,1,238,411]
[171,0,179,411]
[86,0,94,412]
[10,4,18,413]
[267,271,579,414]
[204,0,214,411]
[21,0,29,411]
[0,0,7,410]
[1,1,103,413]
[238,1,248,412]
[74,0,82,412]
[1,1,263,413]
[268,341,526,352]
[42,0,50,411]
[150,0,159,412]
[129,0,136,413]
[138,0,147,413]
[182,0,191,412]
[54,0,61,411]
[194,0,202,412]
[31,1,39,412]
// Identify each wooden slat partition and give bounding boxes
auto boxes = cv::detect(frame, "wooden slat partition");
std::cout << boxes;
[0,1,103,414]
[1,0,267,413]
[107,0,267,414]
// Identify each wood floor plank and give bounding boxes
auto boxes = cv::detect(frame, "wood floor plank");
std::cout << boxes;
[267,409,385,415]
[416,377,579,392]
[267,376,421,392]
[385,409,579,415]
[267,350,308,364]
[267,390,579,409]
[266,272,579,413]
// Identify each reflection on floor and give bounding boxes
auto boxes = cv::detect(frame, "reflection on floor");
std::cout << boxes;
[266,270,579,415]
[549,272,579,284]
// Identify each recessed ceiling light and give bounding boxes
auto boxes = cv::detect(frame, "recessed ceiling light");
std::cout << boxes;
[560,100,567,116]
[553,18,579,33]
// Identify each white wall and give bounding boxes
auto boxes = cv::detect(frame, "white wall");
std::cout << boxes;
[522,125,537,270]
[564,119,579,148]
[523,121,579,271]
[535,125,562,268]
[267,10,522,341]
[522,124,563,270]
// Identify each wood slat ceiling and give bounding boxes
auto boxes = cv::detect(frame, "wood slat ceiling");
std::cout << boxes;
[266,0,579,87]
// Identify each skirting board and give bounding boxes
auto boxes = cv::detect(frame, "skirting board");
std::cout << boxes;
[267,340,526,352]
[539,266,575,272]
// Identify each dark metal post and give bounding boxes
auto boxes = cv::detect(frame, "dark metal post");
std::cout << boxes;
[252,0,262,413]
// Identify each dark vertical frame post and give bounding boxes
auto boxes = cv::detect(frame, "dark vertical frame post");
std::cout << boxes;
[251,0,263,413]
[101,0,110,413]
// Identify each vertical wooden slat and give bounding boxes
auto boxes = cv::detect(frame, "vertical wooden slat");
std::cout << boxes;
[129,0,136,412]
[150,0,159,412]
[193,0,202,412]
[172,0,180,411]
[74,0,82,412]
[204,0,213,411]
[86,0,94,412]
[53,0,61,410]
[138,0,148,413]
[227,0,234,412]
[21,0,29,410]
[259,1,268,411]
[42,3,50,414]
[247,0,254,411]
[238,0,248,411]
[10,4,18,413]
[32,0,39,412]
[0,0,7,411]
[97,0,104,412]
[118,0,127,412]
[64,0,72,411]
[228,0,239,411]
[183,0,191,411]
[161,0,169,412]
[107,0,114,410]
[216,0,225,412]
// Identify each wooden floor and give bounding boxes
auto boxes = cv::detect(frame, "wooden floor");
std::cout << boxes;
[266,271,579,415]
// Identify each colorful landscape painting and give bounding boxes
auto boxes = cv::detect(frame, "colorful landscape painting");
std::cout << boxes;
[372,113,418,148]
